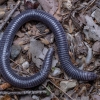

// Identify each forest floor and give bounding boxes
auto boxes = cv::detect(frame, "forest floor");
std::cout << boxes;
[0,0,100,100]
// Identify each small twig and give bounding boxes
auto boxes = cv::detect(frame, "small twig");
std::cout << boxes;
[0,90,47,95]
[42,84,60,100]
[49,80,75,100]
[49,75,68,81]
[0,0,21,31]
[83,0,97,14]
[87,85,94,95]
[10,59,31,75]
[10,58,22,68]
[56,0,62,15]
[34,33,48,39]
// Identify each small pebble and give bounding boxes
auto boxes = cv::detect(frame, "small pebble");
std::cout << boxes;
[11,45,21,60]
[52,68,61,76]
[60,80,77,92]
[20,95,33,100]
[32,95,40,100]
[22,61,29,69]
[52,58,58,67]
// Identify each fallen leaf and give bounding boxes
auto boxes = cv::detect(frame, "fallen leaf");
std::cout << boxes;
[81,96,89,100]
[14,36,30,45]
[62,0,72,10]
[0,10,5,19]
[0,83,11,90]
[74,32,88,56]
[94,8,100,24]
[1,95,11,100]
[40,38,50,45]
[60,80,77,92]
[12,11,20,18]
[92,95,100,100]
[83,15,100,41]
[92,41,100,55]
[24,0,39,9]
[31,25,37,36]
[0,0,7,5]
[54,0,62,21]
[38,0,58,15]
[16,31,25,38]
[29,38,44,68]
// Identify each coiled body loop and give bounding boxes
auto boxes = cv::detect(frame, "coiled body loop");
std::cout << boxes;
[0,10,97,88]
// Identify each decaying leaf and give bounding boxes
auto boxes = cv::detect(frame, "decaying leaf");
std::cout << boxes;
[16,31,25,38]
[0,83,11,90]
[14,36,30,45]
[60,80,77,92]
[0,0,7,5]
[92,95,100,100]
[38,0,58,15]
[52,57,58,68]
[95,59,100,67]
[80,96,89,100]
[40,33,54,45]
[1,95,11,100]
[24,0,39,9]
[29,38,44,68]
[83,15,100,41]
[74,32,88,56]
[92,41,100,55]
[54,0,62,21]
[40,38,50,45]
[0,10,5,19]
[94,8,100,24]
[62,0,72,10]
[15,56,25,64]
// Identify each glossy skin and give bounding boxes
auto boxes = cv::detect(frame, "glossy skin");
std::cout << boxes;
[0,10,97,88]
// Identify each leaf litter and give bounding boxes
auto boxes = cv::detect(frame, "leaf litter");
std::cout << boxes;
[0,0,100,100]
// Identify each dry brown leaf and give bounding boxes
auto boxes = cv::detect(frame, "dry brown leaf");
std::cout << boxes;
[29,38,44,68]
[25,23,32,31]
[68,19,74,33]
[0,83,11,90]
[54,13,62,21]
[22,44,29,51]
[62,0,72,10]
[38,0,58,15]
[0,11,5,19]
[24,0,39,9]
[74,32,88,56]
[54,0,62,21]
[14,36,30,45]
[16,31,25,38]
[69,51,76,64]
[40,38,49,45]
[92,41,100,55]
[0,0,7,5]
[92,95,100,100]
[31,25,37,36]
[1,95,11,100]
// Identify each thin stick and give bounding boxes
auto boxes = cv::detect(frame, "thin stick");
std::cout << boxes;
[83,0,97,14]
[10,58,31,75]
[42,84,60,100]
[10,58,22,68]
[0,1,21,30]
[49,80,75,100]
[0,90,47,95]
[49,75,68,81]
